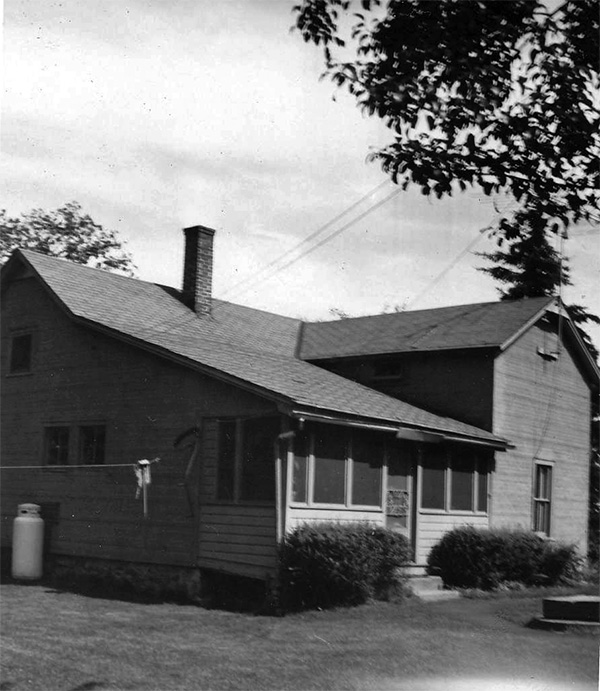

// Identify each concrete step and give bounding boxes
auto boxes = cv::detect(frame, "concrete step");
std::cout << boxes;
[542,596,600,623]
[407,576,460,601]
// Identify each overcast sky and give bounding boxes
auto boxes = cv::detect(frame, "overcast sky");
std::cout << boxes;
[2,0,598,344]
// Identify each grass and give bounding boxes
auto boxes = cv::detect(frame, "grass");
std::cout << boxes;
[0,583,598,691]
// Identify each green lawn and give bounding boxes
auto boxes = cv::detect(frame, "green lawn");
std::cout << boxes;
[0,584,597,691]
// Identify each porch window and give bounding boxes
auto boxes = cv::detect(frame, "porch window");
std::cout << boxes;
[45,427,70,466]
[313,429,346,504]
[421,447,446,510]
[533,463,552,535]
[291,432,308,503]
[351,432,383,506]
[420,446,490,513]
[216,416,279,503]
[291,425,383,508]
[241,417,280,501]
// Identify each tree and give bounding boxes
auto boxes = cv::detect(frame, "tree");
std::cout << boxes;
[293,0,599,244]
[0,202,135,275]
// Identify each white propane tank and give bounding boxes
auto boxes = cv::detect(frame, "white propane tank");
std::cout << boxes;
[12,503,44,580]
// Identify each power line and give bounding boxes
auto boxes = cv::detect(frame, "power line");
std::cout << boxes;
[219,179,392,299]
[216,183,402,306]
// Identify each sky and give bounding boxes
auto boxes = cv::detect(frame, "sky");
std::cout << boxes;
[2,0,598,345]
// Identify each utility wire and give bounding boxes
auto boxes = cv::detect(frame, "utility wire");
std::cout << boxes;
[219,179,392,299]
[215,184,402,307]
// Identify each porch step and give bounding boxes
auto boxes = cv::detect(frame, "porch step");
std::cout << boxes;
[407,576,460,602]
[529,596,600,631]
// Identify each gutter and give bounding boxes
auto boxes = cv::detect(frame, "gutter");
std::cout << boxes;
[285,409,512,451]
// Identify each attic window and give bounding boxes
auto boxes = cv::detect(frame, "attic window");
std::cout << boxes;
[9,333,33,374]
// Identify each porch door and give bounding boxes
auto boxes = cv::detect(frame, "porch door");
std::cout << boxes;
[386,443,416,555]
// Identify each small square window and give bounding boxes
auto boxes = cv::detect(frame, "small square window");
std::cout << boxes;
[80,426,106,465]
[45,427,70,466]
[10,334,33,374]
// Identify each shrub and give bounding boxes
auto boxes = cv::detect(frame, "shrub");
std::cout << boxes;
[427,526,580,590]
[279,523,411,611]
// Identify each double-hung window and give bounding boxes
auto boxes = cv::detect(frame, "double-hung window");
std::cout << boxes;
[533,462,552,536]
[9,333,33,374]
[43,424,107,466]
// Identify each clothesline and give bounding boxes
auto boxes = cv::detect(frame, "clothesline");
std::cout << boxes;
[0,463,141,469]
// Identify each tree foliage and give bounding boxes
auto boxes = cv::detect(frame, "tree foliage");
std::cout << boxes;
[0,202,135,275]
[293,0,599,243]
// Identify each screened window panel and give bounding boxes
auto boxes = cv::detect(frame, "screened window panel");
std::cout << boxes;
[421,447,446,510]
[351,431,382,506]
[477,464,488,512]
[217,420,236,501]
[292,432,308,503]
[240,417,279,501]
[313,429,346,504]
[450,455,474,511]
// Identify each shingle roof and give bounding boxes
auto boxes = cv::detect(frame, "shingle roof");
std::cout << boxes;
[299,297,554,360]
[10,250,505,445]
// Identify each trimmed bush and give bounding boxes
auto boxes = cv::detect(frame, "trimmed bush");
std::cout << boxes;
[427,526,580,590]
[279,522,411,611]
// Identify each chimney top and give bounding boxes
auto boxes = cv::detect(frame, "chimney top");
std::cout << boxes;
[182,225,215,317]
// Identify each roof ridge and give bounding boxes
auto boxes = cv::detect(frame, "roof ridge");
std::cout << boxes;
[309,296,554,325]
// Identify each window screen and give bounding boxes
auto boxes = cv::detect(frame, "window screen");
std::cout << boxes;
[240,417,279,501]
[351,431,382,506]
[313,429,346,504]
[477,461,488,512]
[292,432,308,503]
[217,420,236,501]
[421,447,446,510]
[450,454,474,511]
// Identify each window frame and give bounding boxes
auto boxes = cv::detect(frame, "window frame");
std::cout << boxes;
[419,446,490,515]
[42,422,107,467]
[214,415,280,505]
[290,425,384,510]
[532,461,553,536]
[43,425,71,466]
[8,331,34,376]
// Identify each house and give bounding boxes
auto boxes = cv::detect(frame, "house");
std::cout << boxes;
[1,225,596,588]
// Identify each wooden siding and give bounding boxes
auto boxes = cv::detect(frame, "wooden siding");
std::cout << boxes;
[198,505,278,578]
[321,349,495,431]
[1,276,278,573]
[492,320,591,551]
[286,506,384,532]
[415,512,489,565]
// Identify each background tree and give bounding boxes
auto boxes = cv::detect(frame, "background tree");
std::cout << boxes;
[477,226,599,359]
[293,0,599,245]
[0,202,135,275]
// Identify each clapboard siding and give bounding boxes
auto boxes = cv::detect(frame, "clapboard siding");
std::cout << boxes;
[198,504,278,576]
[1,276,276,570]
[286,507,384,531]
[416,512,489,565]
[320,349,495,431]
[493,321,591,551]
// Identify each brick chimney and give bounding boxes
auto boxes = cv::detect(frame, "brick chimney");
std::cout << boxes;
[182,225,215,317]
